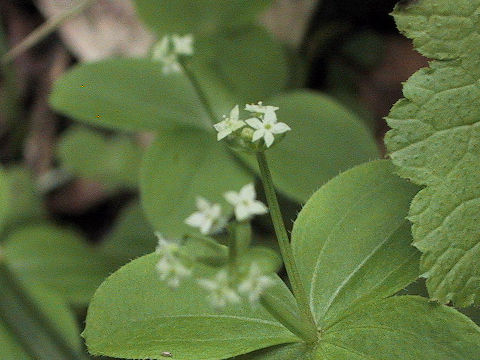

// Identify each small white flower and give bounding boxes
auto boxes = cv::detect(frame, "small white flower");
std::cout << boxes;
[224,183,267,221]
[185,197,226,235]
[245,101,279,114]
[198,270,241,309]
[155,233,191,288]
[213,105,246,141]
[245,110,291,148]
[238,263,275,304]
[172,34,194,56]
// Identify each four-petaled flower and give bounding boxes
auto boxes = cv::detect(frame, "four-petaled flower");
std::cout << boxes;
[238,263,275,304]
[185,197,226,234]
[245,110,291,148]
[198,270,241,309]
[224,183,268,221]
[213,105,246,140]
[245,101,279,114]
[152,34,194,75]
[155,233,191,288]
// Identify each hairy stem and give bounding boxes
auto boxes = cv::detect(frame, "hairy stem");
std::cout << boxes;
[256,151,318,343]
[2,0,97,64]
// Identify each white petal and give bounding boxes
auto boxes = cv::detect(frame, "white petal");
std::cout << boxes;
[235,204,250,221]
[213,120,228,132]
[252,129,265,142]
[230,105,240,120]
[264,131,275,147]
[210,204,222,218]
[245,117,263,130]
[185,212,205,227]
[239,183,256,201]
[263,110,278,124]
[224,191,240,205]
[200,218,213,234]
[272,122,291,134]
[217,130,231,141]
[249,201,268,215]
[196,197,210,211]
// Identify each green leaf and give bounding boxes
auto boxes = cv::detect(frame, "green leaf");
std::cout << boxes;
[0,167,8,233]
[83,254,299,360]
[58,126,142,190]
[135,0,272,37]
[50,59,211,132]
[3,224,114,306]
[140,129,251,237]
[292,160,421,327]
[317,296,480,359]
[385,0,480,306]
[101,201,156,263]
[243,90,379,203]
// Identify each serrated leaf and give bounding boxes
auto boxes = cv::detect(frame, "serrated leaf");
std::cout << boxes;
[135,0,272,37]
[385,0,480,306]
[50,59,211,132]
[140,128,251,237]
[240,91,379,202]
[58,126,142,190]
[292,160,421,327]
[83,254,299,360]
[3,225,114,306]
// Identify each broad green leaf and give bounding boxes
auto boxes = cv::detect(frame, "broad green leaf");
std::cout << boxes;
[101,201,156,263]
[135,0,272,37]
[3,225,114,306]
[0,265,84,359]
[318,296,480,359]
[243,91,379,202]
[140,129,251,237]
[385,0,480,306]
[292,160,421,327]
[0,167,8,232]
[233,343,312,360]
[83,254,299,360]
[58,126,142,190]
[50,59,211,132]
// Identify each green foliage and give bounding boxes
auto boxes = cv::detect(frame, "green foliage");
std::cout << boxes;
[140,129,251,237]
[292,160,421,327]
[50,59,211,132]
[385,0,480,306]
[0,168,8,233]
[83,254,298,360]
[135,0,272,36]
[58,126,142,190]
[3,225,115,306]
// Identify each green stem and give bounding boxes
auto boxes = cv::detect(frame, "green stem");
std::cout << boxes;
[1,0,97,64]
[256,151,318,343]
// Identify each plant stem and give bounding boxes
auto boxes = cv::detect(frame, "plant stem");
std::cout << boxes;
[227,226,239,280]
[1,0,97,65]
[256,151,318,342]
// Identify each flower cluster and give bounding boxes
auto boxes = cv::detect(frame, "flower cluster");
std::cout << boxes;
[152,34,194,75]
[214,102,291,149]
[155,233,191,288]
[198,263,275,309]
[184,184,267,234]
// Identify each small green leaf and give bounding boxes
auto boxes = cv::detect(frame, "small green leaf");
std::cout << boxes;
[292,160,421,327]
[385,0,480,306]
[318,296,480,359]
[4,225,114,306]
[101,201,156,263]
[84,254,299,360]
[50,59,211,132]
[58,126,143,190]
[135,0,272,37]
[140,129,251,237]
[242,90,379,203]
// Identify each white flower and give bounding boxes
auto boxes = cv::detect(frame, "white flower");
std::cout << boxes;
[185,197,226,234]
[224,183,267,221]
[151,34,194,75]
[238,263,275,304]
[198,270,241,309]
[245,101,279,114]
[155,233,191,288]
[213,105,246,141]
[245,110,291,148]
[172,34,194,56]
